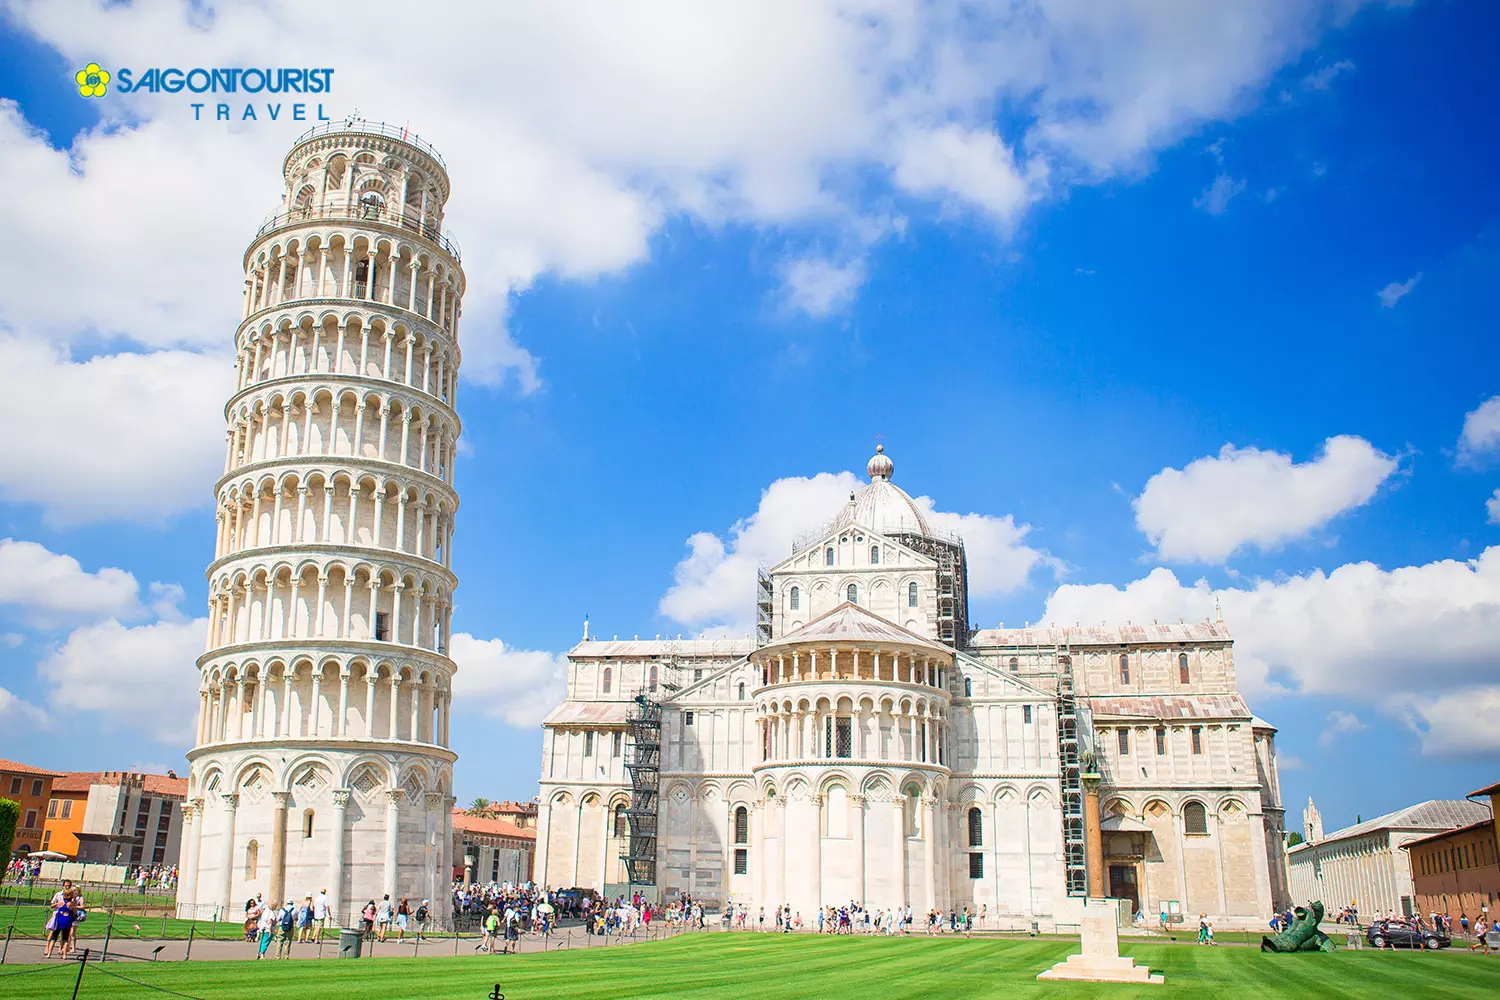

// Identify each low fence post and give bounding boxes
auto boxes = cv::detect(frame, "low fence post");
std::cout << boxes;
[1,923,12,964]
[71,948,89,1000]
[185,924,195,961]
[101,914,113,963]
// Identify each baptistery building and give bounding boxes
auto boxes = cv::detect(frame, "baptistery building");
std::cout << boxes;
[176,120,463,923]
[535,447,1290,929]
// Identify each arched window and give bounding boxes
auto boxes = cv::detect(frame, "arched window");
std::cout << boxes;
[967,807,983,847]
[1178,653,1190,684]
[1009,657,1018,673]
[737,681,746,700]
[908,582,918,607]
[789,586,800,611]
[1119,653,1130,684]
[244,839,259,880]
[734,806,749,845]
[904,787,922,837]
[825,547,835,566]
[613,804,628,837]
[1183,801,1208,835]
[963,677,973,697]
[846,584,858,604]
[358,190,385,219]
[648,665,658,691]
[302,809,315,839]
[870,545,880,564]
[602,667,612,694]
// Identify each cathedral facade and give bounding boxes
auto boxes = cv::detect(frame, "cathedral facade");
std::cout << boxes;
[534,448,1290,929]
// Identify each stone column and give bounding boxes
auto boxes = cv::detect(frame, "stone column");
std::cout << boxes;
[217,793,238,920]
[891,797,906,905]
[851,794,866,905]
[177,801,201,916]
[270,791,290,905]
[810,794,823,909]
[1083,772,1106,899]
[383,789,403,901]
[328,788,349,927]
[923,797,938,912]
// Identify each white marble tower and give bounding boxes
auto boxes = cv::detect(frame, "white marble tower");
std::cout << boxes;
[176,119,464,925]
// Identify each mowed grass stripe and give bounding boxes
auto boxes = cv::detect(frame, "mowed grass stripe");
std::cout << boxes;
[4,931,1497,1000]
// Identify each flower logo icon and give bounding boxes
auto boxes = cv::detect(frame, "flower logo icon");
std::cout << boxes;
[75,63,110,98]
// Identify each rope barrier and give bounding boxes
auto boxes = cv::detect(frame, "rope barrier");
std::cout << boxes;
[0,960,73,979]
[87,961,212,1000]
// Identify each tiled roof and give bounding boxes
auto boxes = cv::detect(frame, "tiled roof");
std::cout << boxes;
[764,602,948,653]
[0,759,62,777]
[52,772,96,793]
[451,809,536,840]
[1290,799,1493,851]
[569,638,756,658]
[1400,818,1496,851]
[1470,780,1500,799]
[1088,693,1253,721]
[543,701,632,727]
[143,775,188,797]
[971,622,1232,647]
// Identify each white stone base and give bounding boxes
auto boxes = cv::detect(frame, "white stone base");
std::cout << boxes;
[1037,954,1164,984]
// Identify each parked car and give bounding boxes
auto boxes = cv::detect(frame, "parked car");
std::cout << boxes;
[1366,919,1450,950]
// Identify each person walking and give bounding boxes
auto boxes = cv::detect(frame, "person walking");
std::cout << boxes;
[376,894,393,941]
[256,902,276,959]
[313,888,330,940]
[396,898,410,942]
[277,900,297,958]
[415,899,431,941]
[298,895,315,942]
[361,900,377,939]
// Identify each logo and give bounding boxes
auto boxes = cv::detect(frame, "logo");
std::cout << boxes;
[75,62,110,98]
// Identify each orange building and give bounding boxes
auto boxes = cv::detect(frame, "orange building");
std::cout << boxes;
[41,773,93,858]
[452,809,536,885]
[1405,780,1500,922]
[0,759,61,856]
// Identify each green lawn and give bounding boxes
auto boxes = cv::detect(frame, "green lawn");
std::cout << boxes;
[3,931,1497,1000]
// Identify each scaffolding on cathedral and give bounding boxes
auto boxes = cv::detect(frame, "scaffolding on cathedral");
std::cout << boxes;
[1056,642,1089,897]
[756,569,773,646]
[622,655,681,894]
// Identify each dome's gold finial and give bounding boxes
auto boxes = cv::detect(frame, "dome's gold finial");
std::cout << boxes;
[876,443,884,453]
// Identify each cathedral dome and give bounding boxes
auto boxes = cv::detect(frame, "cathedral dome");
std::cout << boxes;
[833,446,931,537]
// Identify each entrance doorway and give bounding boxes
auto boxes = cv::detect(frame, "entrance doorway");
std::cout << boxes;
[1108,865,1139,916]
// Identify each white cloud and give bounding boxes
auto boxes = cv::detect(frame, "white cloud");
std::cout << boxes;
[0,686,49,730]
[1302,59,1355,91]
[780,256,867,318]
[0,537,142,622]
[1317,709,1368,746]
[0,338,229,523]
[1391,686,1500,756]
[1377,272,1421,308]
[42,617,206,742]
[1488,489,1500,525]
[1039,545,1500,756]
[1194,174,1247,215]
[1133,435,1399,563]
[891,125,1040,224]
[1458,396,1500,463]
[449,633,568,728]
[0,1,1395,520]
[659,467,1051,632]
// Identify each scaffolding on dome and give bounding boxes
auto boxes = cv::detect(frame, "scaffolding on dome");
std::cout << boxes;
[890,532,969,647]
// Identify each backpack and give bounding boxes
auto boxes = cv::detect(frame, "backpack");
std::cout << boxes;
[416,904,429,922]
[281,908,296,931]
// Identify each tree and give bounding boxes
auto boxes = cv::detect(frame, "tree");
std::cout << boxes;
[1286,831,1304,847]
[0,798,19,879]
[467,798,491,815]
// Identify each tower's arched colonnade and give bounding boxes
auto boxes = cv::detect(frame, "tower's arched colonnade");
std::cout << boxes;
[178,121,464,925]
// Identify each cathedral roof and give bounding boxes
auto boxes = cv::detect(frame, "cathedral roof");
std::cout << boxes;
[542,701,632,727]
[569,637,755,659]
[761,601,949,654]
[970,621,1233,647]
[830,446,932,538]
[1088,693,1253,721]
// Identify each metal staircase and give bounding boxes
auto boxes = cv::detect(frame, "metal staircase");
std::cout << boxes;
[622,658,679,890]
[1056,649,1088,897]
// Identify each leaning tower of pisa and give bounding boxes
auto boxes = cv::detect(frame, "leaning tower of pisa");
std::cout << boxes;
[175,120,465,925]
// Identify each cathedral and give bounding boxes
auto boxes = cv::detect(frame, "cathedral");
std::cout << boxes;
[534,447,1291,929]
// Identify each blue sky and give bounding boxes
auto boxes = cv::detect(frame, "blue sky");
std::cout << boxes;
[0,1,1496,835]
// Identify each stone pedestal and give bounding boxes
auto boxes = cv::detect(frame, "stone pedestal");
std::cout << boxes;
[1038,900,1163,985]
